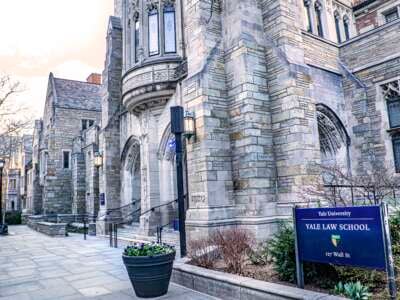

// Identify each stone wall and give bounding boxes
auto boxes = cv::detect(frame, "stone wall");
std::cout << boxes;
[43,107,101,215]
[340,19,400,174]
[97,16,123,235]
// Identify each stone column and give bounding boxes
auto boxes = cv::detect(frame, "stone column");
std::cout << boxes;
[97,16,123,235]
[183,0,236,240]
[139,110,162,235]
[261,0,321,214]
[222,0,277,239]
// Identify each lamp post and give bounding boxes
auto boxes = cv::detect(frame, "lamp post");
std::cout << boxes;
[0,158,8,235]
[170,106,187,257]
[170,107,196,257]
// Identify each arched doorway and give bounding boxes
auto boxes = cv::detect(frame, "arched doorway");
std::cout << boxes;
[158,125,182,230]
[121,137,141,223]
[316,103,351,179]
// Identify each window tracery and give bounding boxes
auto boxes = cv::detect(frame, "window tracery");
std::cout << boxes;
[382,79,400,172]
[334,11,341,43]
[314,1,324,37]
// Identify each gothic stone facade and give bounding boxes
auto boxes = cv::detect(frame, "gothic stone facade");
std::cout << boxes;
[90,0,400,241]
[26,74,102,216]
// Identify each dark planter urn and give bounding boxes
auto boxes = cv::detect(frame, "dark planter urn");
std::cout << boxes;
[0,224,8,235]
[122,251,176,298]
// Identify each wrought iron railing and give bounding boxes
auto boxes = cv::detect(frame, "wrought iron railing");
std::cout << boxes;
[102,197,183,248]
[323,184,400,207]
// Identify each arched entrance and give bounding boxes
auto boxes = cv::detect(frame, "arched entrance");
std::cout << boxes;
[158,125,182,229]
[316,103,351,178]
[121,136,141,223]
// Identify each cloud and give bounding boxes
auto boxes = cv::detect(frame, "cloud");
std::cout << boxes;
[0,0,114,122]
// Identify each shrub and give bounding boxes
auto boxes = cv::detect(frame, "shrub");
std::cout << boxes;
[390,210,400,257]
[334,281,371,300]
[249,242,269,266]
[124,243,175,257]
[266,223,337,287]
[334,266,385,292]
[266,223,297,282]
[211,228,254,274]
[5,211,21,225]
[188,237,219,268]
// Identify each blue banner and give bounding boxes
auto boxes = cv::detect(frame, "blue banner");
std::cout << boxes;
[295,206,386,270]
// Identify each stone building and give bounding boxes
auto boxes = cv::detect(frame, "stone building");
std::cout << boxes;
[1,135,32,213]
[26,74,102,216]
[23,0,400,242]
[89,0,400,241]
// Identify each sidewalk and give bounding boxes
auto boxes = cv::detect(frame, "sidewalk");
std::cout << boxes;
[0,226,219,300]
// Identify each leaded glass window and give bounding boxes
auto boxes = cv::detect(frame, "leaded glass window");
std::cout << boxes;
[148,9,159,56]
[304,0,312,33]
[343,16,350,41]
[164,5,176,53]
[315,1,324,38]
[393,135,400,173]
[135,17,140,62]
[384,9,399,24]
[334,12,341,43]
[384,80,400,128]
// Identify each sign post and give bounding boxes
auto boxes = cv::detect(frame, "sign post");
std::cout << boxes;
[381,203,397,300]
[293,206,304,289]
[293,205,397,299]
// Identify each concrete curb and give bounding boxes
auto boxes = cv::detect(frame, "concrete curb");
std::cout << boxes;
[172,261,347,300]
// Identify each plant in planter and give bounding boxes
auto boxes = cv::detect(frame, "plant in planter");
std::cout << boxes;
[123,243,176,298]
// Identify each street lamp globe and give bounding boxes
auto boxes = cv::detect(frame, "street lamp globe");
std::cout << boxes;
[183,111,195,139]
[94,152,103,168]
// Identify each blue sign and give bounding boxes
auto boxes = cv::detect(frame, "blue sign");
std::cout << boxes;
[295,206,386,270]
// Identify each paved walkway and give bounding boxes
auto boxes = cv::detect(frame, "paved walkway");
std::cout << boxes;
[0,226,219,300]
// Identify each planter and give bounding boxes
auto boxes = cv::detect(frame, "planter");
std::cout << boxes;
[123,251,176,298]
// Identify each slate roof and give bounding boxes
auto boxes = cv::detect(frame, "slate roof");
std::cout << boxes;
[53,77,102,111]
[109,16,122,30]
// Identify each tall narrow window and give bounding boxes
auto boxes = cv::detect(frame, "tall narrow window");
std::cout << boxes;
[148,8,160,56]
[393,135,400,173]
[334,12,341,43]
[383,79,400,172]
[315,1,324,38]
[63,151,70,169]
[135,16,140,62]
[163,4,176,53]
[304,0,312,33]
[343,16,350,41]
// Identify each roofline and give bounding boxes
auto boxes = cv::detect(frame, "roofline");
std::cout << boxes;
[353,0,377,11]
[53,76,102,86]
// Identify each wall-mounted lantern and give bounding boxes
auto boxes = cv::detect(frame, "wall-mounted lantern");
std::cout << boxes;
[183,111,195,139]
[94,152,103,168]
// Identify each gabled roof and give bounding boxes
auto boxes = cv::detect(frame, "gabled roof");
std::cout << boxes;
[50,73,102,111]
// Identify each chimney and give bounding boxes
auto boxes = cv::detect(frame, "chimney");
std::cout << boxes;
[86,73,102,85]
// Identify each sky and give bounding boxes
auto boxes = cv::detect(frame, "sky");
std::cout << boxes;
[0,0,114,121]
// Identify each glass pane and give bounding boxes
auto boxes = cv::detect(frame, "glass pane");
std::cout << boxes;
[63,152,70,169]
[164,10,176,53]
[388,99,400,128]
[385,10,399,23]
[393,137,400,172]
[149,12,159,56]
[135,20,140,62]
[335,18,341,43]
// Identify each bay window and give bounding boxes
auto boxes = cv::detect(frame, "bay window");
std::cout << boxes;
[163,4,176,53]
[148,8,160,56]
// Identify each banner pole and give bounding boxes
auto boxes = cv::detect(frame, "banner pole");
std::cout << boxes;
[381,203,397,300]
[293,206,304,289]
